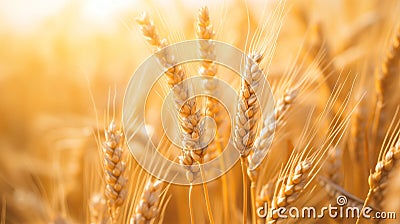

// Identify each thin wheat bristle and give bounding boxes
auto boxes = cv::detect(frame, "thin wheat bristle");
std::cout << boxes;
[103,121,127,220]
[131,179,164,224]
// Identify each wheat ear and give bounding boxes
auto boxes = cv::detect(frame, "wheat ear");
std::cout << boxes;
[365,141,400,208]
[323,146,343,185]
[131,179,164,224]
[102,121,127,221]
[268,160,312,223]
[373,27,400,150]
[137,13,204,182]
[196,6,222,156]
[89,194,108,224]
[248,88,297,224]
[196,6,219,123]
[234,53,263,158]
[248,87,298,181]
[234,53,263,224]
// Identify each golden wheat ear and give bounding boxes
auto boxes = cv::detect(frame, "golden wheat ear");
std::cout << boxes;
[357,136,399,224]
[102,120,127,222]
[117,130,172,224]
[373,27,400,151]
[137,12,206,182]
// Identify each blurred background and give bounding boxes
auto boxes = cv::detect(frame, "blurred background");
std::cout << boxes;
[0,0,399,223]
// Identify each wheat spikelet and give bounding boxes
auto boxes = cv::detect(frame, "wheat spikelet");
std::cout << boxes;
[137,13,204,181]
[131,179,164,224]
[102,121,127,220]
[234,53,263,158]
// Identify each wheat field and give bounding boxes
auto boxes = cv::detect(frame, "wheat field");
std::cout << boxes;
[0,0,400,223]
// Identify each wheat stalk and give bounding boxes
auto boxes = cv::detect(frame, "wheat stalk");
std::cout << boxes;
[102,121,127,221]
[348,96,368,195]
[233,53,263,224]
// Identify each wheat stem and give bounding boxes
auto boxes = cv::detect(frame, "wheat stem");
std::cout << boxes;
[241,157,249,224]
[200,164,215,224]
[188,185,195,224]
[250,181,256,224]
